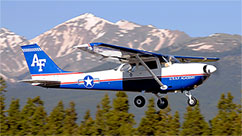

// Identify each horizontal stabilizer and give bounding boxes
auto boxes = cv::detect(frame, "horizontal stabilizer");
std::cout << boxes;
[19,79,60,87]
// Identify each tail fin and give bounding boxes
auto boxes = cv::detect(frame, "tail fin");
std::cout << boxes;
[21,44,64,75]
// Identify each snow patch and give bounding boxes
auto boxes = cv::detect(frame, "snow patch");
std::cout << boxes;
[209,33,221,37]
[76,52,82,61]
[116,20,140,30]
[187,43,205,47]
[120,30,128,33]
[91,21,106,34]
[193,45,214,51]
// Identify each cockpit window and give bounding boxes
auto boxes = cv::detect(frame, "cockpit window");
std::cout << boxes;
[120,64,132,72]
[160,56,180,64]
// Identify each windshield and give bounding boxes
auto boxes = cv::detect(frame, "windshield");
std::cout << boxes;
[168,56,180,63]
[161,55,180,64]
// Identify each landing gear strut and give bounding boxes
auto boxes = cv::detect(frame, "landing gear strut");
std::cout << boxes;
[184,91,197,106]
[134,95,146,108]
[154,93,168,109]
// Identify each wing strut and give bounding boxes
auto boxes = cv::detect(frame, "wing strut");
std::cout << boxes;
[135,55,168,90]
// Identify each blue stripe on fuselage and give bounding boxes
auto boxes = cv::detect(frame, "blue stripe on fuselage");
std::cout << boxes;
[58,75,207,92]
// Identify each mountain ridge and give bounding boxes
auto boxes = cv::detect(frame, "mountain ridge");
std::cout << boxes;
[0,13,241,83]
[1,13,241,124]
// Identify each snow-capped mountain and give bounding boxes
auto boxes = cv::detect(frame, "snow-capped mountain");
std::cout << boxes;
[27,13,190,74]
[1,13,241,123]
[30,13,190,57]
[0,28,30,82]
[0,13,241,83]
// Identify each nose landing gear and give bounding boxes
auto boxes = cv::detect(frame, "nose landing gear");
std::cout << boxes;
[157,97,168,109]
[184,91,197,106]
[154,93,168,109]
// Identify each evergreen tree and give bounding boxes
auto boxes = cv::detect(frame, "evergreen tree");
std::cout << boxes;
[63,101,78,135]
[95,93,111,135]
[211,92,241,135]
[7,98,21,135]
[30,105,47,135]
[166,111,180,135]
[0,76,7,93]
[106,92,135,135]
[45,100,65,135]
[155,99,173,135]
[0,76,8,134]
[180,102,210,136]
[78,110,96,135]
[19,96,45,135]
[137,98,159,135]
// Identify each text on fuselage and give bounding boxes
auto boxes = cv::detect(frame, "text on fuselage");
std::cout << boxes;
[169,76,195,80]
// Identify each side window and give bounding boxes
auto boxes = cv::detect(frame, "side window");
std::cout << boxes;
[137,61,157,71]
[145,61,157,69]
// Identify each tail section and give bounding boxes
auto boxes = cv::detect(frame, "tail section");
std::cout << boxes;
[21,44,65,75]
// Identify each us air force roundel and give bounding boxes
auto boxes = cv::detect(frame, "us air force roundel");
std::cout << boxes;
[78,75,100,88]
[84,75,94,88]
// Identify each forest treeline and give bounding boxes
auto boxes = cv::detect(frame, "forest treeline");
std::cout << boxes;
[0,77,241,135]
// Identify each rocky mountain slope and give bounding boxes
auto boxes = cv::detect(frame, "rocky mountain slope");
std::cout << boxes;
[1,13,240,89]
[0,28,30,82]
[1,13,241,122]
[1,13,191,82]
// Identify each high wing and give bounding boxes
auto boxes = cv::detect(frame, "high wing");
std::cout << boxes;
[74,42,219,63]
[20,79,60,87]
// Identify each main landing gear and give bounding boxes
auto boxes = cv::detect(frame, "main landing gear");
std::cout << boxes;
[134,95,146,108]
[133,93,168,109]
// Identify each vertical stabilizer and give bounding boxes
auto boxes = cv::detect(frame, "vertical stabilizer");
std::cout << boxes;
[21,44,64,75]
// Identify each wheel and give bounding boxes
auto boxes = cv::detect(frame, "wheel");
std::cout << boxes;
[134,95,146,108]
[187,96,197,106]
[157,98,168,109]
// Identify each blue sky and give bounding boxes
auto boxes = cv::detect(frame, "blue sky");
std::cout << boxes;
[1,0,241,40]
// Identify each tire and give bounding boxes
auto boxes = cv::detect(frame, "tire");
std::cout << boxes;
[187,96,197,107]
[134,95,146,108]
[157,98,168,109]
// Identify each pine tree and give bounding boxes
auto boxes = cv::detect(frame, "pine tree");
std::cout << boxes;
[0,76,7,93]
[106,91,135,135]
[211,92,241,135]
[155,99,173,135]
[95,93,111,135]
[19,96,45,135]
[78,110,96,135]
[45,100,65,135]
[63,101,78,135]
[30,105,47,135]
[166,111,180,135]
[137,98,159,135]
[0,76,8,135]
[7,98,21,135]
[180,102,210,136]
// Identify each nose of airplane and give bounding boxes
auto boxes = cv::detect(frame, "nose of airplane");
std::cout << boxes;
[203,65,217,74]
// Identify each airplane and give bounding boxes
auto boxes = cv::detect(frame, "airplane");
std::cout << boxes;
[20,43,219,109]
